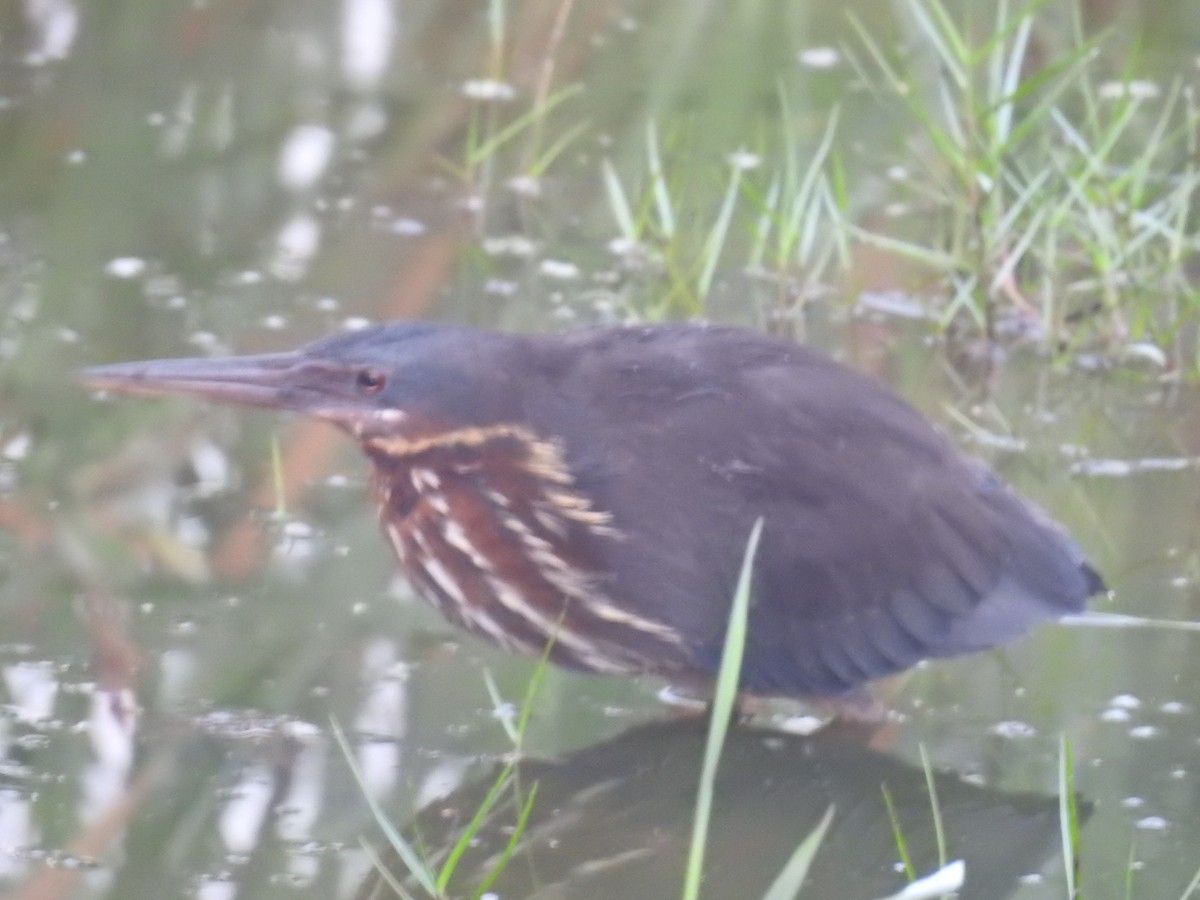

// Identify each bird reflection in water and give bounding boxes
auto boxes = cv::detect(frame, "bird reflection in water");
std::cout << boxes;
[355,717,1082,900]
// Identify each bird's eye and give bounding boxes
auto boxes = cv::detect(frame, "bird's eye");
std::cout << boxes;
[356,368,386,394]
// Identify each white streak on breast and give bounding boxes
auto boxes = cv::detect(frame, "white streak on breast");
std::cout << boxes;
[384,522,408,564]
[411,468,440,490]
[443,520,493,574]
[483,575,630,673]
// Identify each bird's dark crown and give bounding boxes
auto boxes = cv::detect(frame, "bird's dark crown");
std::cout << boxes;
[296,322,531,436]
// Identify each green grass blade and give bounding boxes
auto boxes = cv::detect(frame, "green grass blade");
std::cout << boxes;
[1059,734,1080,898]
[467,83,583,166]
[906,0,967,88]
[681,518,764,900]
[646,120,676,239]
[473,781,540,899]
[270,434,287,518]
[993,12,1032,146]
[603,158,639,241]
[1180,861,1200,899]
[881,783,915,880]
[760,804,835,900]
[917,744,946,867]
[437,762,514,892]
[482,668,520,745]
[844,223,961,269]
[331,718,440,897]
[529,117,591,176]
[359,837,423,900]
[697,160,744,299]
[514,623,557,748]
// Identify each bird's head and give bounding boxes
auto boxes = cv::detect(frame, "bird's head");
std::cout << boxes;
[80,321,531,443]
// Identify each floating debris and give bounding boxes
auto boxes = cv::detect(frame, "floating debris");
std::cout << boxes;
[481,235,538,258]
[538,258,582,281]
[105,257,147,279]
[1070,456,1200,477]
[462,79,516,102]
[1098,80,1162,100]
[990,720,1037,739]
[856,291,930,320]
[796,46,840,69]
[1061,612,1200,632]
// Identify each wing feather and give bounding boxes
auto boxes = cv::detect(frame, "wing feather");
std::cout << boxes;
[527,325,1100,697]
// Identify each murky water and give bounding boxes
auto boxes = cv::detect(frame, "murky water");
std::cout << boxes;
[1,1,1199,897]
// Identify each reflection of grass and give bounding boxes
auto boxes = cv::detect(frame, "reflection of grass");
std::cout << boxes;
[336,639,554,899]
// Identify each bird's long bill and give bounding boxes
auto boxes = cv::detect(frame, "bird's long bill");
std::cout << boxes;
[80,351,306,410]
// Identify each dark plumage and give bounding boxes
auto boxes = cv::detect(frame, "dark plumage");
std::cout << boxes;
[81,321,1104,703]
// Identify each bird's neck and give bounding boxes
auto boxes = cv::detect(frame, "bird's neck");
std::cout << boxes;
[363,423,613,543]
[361,422,685,672]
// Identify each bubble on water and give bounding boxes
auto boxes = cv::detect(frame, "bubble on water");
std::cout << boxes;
[387,217,426,236]
[539,259,581,281]
[105,257,147,279]
[506,175,542,198]
[1134,816,1169,831]
[3,432,31,461]
[728,149,761,170]
[990,720,1036,739]
[797,46,839,69]
[462,79,515,101]
[1098,80,1161,100]
[1109,694,1141,710]
[482,235,537,258]
[278,124,335,191]
[282,521,314,539]
[484,279,519,297]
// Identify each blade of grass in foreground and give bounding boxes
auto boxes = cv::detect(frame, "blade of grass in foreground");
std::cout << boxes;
[1059,734,1081,899]
[269,434,287,518]
[918,743,947,867]
[330,719,439,897]
[358,838,422,900]
[760,805,835,900]
[1180,861,1200,899]
[882,784,915,881]
[681,518,763,900]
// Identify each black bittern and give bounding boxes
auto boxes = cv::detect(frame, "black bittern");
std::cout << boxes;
[82,322,1104,709]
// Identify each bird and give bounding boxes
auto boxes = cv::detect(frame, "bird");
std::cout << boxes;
[81,321,1104,712]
